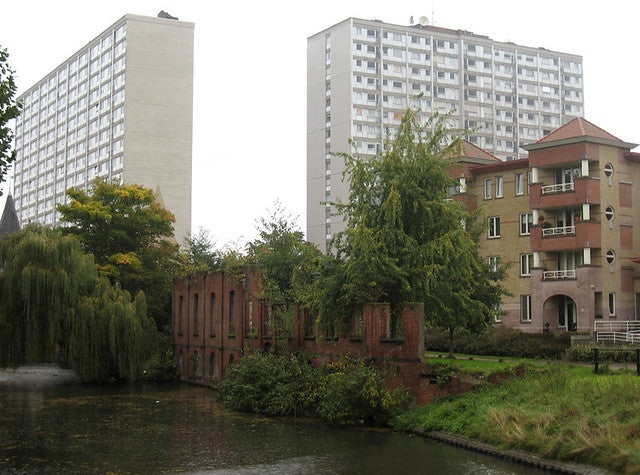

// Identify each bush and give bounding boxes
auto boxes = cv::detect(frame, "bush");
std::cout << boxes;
[425,326,569,359]
[218,351,315,417]
[217,352,411,426]
[311,356,411,426]
[565,345,638,364]
[142,331,179,382]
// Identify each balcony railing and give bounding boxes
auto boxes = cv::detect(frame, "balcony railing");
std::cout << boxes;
[541,182,574,194]
[543,269,576,280]
[542,225,575,237]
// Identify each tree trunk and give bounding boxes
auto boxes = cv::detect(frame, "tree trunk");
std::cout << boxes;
[448,327,455,358]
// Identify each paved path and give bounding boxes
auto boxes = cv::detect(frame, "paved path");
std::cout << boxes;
[0,364,80,387]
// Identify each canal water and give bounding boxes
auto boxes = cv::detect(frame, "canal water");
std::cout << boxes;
[0,382,546,474]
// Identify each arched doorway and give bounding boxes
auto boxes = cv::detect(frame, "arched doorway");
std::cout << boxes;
[544,294,577,332]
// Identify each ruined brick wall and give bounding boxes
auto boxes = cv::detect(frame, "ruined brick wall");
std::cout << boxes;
[173,270,427,402]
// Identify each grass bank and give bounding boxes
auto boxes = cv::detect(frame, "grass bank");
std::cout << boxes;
[393,363,640,474]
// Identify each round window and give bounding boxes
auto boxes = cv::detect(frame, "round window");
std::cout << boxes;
[605,206,615,221]
[606,250,616,264]
[604,163,614,178]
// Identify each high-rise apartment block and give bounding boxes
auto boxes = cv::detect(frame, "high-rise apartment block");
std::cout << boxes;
[307,17,584,251]
[12,13,194,242]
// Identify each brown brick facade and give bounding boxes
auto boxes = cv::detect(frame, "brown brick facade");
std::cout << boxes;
[173,269,429,403]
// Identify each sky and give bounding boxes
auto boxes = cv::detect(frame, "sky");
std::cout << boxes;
[1,1,639,248]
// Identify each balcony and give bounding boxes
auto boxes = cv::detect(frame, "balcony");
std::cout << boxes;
[543,269,576,280]
[531,220,601,252]
[529,177,600,209]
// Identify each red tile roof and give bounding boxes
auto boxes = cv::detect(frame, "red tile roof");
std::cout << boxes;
[461,140,502,162]
[537,117,622,144]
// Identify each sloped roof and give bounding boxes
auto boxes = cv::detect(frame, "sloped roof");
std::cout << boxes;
[461,140,502,162]
[538,117,622,144]
[0,194,20,239]
[523,117,636,150]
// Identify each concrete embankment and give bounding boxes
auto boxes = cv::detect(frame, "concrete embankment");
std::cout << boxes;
[0,364,80,387]
[416,430,610,475]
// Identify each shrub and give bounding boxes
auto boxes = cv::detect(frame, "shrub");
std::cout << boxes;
[311,356,411,426]
[425,326,569,359]
[565,345,638,364]
[217,352,411,426]
[217,351,315,417]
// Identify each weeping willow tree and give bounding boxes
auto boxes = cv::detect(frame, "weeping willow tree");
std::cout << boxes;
[0,224,157,382]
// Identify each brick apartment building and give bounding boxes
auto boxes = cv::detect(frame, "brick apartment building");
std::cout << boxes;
[456,117,640,333]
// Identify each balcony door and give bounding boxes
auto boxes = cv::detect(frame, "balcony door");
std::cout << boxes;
[555,166,580,188]
[556,251,582,278]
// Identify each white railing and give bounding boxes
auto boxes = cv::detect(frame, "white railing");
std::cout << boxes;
[594,321,640,344]
[543,269,576,280]
[596,332,640,344]
[541,182,574,194]
[542,225,575,237]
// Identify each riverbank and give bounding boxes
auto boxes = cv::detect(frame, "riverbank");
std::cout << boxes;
[0,364,80,387]
[394,363,639,474]
[419,430,608,475]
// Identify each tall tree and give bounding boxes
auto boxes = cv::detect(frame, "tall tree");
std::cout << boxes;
[179,226,221,280]
[331,108,505,341]
[0,225,156,381]
[248,202,320,303]
[0,46,22,196]
[57,179,179,327]
[246,202,321,337]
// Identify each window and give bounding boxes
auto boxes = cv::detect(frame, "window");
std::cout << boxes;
[178,295,184,334]
[209,293,216,336]
[488,216,501,238]
[228,291,236,336]
[604,163,614,178]
[605,206,615,221]
[495,176,503,198]
[520,295,532,322]
[520,213,533,235]
[609,292,616,316]
[520,254,533,276]
[494,302,502,323]
[489,256,501,272]
[606,250,616,265]
[193,294,199,336]
[484,177,492,199]
[515,173,524,195]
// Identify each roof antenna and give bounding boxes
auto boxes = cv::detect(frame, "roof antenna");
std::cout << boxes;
[432,0,436,25]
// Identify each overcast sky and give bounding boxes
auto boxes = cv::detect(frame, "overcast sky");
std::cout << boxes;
[1,0,638,248]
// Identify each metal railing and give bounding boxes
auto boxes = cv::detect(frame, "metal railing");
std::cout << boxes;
[542,225,575,237]
[543,269,576,280]
[541,182,574,194]
[594,321,640,344]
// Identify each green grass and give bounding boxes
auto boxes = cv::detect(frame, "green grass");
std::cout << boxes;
[395,364,640,473]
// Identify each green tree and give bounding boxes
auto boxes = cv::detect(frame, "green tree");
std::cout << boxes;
[246,202,321,338]
[179,226,221,280]
[331,108,505,343]
[57,179,179,327]
[0,225,156,381]
[0,46,22,195]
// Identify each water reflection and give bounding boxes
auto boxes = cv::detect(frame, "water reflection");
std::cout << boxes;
[0,383,543,474]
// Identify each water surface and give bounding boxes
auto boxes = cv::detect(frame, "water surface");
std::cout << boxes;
[0,383,545,474]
